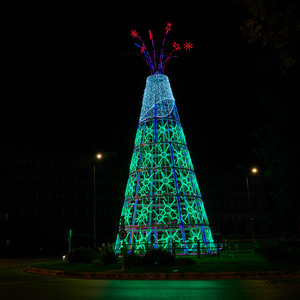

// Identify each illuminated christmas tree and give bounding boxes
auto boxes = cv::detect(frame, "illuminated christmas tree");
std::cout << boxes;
[115,24,216,254]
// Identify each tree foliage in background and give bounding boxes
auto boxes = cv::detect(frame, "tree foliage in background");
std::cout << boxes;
[239,0,300,73]
[238,0,300,237]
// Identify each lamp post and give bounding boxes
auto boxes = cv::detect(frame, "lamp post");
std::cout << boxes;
[94,153,102,248]
[246,167,258,239]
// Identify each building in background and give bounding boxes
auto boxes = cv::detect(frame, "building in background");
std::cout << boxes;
[0,146,269,257]
[197,168,268,239]
[0,147,126,257]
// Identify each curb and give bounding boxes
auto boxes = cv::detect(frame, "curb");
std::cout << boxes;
[24,267,300,280]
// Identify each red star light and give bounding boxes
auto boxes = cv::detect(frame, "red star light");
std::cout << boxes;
[183,42,193,50]
[130,30,139,38]
[130,23,193,74]
[173,42,181,51]
[140,45,146,53]
[149,29,153,40]
[166,23,171,33]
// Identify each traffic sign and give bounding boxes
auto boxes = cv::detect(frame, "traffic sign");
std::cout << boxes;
[119,229,127,240]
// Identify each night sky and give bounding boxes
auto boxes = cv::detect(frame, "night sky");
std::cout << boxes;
[3,3,273,170]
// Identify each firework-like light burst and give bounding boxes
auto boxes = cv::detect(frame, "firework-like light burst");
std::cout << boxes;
[130,23,193,74]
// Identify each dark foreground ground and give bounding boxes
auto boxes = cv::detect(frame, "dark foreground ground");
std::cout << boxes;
[1,257,300,299]
[29,252,300,274]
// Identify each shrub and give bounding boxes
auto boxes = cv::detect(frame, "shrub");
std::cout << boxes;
[125,252,143,266]
[144,248,175,266]
[100,247,118,264]
[66,247,99,263]
[256,241,299,263]
[175,257,196,265]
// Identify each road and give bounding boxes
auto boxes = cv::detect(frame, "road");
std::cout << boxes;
[1,258,300,299]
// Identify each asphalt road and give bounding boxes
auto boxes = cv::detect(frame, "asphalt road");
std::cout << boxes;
[1,258,300,299]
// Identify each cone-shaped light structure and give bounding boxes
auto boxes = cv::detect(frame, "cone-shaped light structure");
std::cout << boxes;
[115,74,216,254]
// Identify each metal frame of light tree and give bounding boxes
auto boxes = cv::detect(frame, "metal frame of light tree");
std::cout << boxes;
[115,24,216,255]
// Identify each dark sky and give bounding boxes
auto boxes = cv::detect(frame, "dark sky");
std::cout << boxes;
[2,3,272,170]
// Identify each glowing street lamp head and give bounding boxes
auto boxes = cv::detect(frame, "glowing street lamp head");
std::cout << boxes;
[251,167,258,174]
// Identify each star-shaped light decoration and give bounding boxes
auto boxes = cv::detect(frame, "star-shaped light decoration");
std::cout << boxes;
[130,29,139,38]
[173,42,181,51]
[130,23,193,74]
[140,45,146,53]
[183,42,193,50]
[165,23,171,33]
[149,29,153,40]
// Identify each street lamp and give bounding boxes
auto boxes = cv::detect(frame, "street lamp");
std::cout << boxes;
[94,153,102,248]
[246,167,258,239]
[251,167,258,174]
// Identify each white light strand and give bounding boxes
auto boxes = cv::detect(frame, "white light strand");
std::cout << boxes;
[140,74,175,121]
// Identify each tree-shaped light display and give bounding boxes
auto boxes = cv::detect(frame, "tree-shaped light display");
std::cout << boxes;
[115,24,216,254]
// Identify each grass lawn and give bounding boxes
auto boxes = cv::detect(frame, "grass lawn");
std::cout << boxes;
[30,252,300,274]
